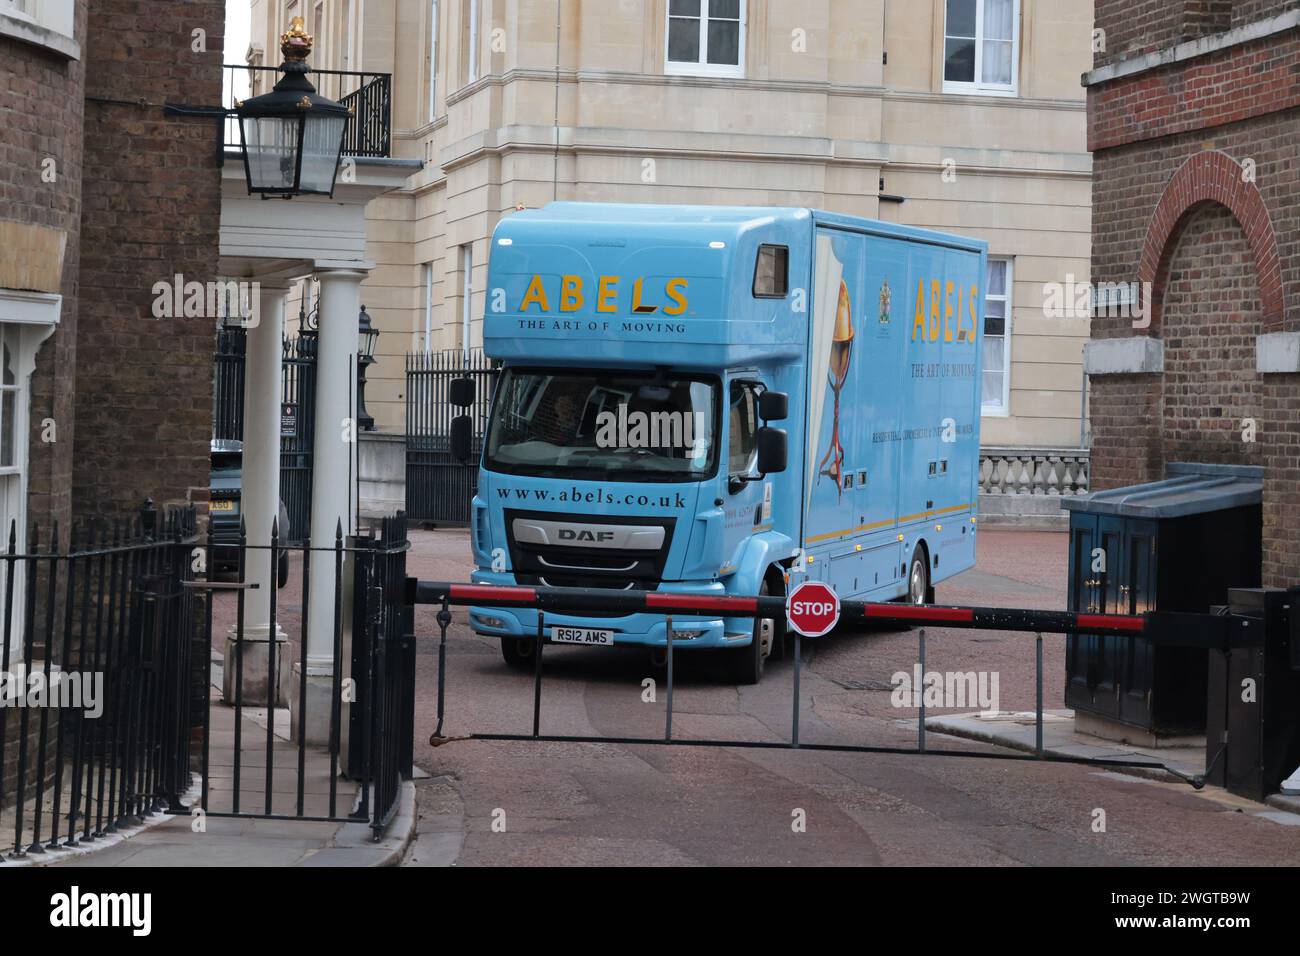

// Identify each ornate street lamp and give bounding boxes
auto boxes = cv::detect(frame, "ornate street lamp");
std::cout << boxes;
[236,17,349,198]
[357,305,379,431]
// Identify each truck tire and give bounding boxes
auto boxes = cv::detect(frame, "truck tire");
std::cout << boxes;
[907,545,930,605]
[500,636,536,672]
[728,580,775,684]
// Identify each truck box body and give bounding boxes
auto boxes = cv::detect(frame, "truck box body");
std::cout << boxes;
[469,203,986,657]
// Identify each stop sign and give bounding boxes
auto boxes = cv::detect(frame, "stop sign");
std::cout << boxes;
[786,580,841,637]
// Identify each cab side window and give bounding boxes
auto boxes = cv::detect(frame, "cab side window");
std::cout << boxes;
[728,382,759,475]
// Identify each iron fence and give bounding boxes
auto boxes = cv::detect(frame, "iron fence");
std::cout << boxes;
[280,334,317,544]
[0,504,199,858]
[213,329,245,443]
[190,513,411,835]
[223,65,392,158]
[0,501,414,863]
[405,348,500,525]
[211,329,317,544]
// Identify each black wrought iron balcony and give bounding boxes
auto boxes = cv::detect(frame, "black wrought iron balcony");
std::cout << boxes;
[224,64,392,158]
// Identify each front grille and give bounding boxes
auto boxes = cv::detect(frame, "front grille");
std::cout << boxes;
[505,509,675,596]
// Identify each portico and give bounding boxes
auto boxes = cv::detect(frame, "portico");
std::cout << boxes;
[218,141,418,739]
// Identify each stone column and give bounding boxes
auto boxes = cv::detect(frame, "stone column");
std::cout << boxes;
[291,267,364,743]
[224,282,289,707]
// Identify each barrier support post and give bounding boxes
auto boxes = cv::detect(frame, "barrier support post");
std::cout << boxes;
[918,628,927,753]
[792,631,801,749]
[664,614,674,742]
[532,612,544,739]
[1035,632,1044,757]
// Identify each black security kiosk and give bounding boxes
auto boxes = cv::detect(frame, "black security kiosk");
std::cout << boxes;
[1061,463,1263,738]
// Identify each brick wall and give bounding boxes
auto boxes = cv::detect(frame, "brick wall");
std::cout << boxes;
[1094,0,1237,68]
[1232,0,1300,29]
[1088,5,1300,587]
[0,2,88,538]
[1088,31,1300,152]
[73,0,226,524]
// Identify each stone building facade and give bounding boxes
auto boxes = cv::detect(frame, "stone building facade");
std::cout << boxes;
[1084,0,1300,586]
[249,0,1097,490]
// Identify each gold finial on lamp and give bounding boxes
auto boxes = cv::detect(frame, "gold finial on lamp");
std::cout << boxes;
[281,16,314,63]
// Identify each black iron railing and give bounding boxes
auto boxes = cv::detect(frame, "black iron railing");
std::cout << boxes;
[213,328,246,443]
[191,514,411,836]
[224,64,392,158]
[0,500,414,862]
[405,348,500,525]
[0,504,200,858]
[210,328,317,545]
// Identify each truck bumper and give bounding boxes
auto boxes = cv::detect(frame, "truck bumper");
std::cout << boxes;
[467,571,754,649]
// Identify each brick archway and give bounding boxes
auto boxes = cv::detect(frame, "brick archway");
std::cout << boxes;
[1139,150,1284,333]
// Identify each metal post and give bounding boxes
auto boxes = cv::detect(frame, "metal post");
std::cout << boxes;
[531,612,545,738]
[664,615,674,742]
[918,628,927,753]
[434,597,450,739]
[792,631,801,748]
[1035,632,1044,757]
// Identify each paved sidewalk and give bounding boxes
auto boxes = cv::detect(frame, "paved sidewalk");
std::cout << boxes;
[40,682,416,868]
[926,708,1300,821]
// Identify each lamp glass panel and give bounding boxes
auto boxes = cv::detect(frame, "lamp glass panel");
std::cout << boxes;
[242,115,300,191]
[298,114,347,194]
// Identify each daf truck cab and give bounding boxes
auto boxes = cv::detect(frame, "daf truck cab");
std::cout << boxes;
[454,203,986,684]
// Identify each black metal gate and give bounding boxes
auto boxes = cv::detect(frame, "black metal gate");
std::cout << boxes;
[279,334,316,544]
[211,328,317,544]
[405,348,499,525]
[189,513,411,834]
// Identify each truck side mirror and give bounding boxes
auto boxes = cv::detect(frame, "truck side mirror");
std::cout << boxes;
[450,415,473,464]
[759,391,788,422]
[756,427,787,475]
[449,377,475,409]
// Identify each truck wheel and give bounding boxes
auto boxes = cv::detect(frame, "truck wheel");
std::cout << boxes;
[500,636,536,672]
[728,580,774,684]
[908,546,930,605]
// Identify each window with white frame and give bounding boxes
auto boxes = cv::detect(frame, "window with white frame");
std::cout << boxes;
[666,0,744,78]
[428,0,439,121]
[423,262,435,354]
[943,0,1018,96]
[465,0,478,84]
[1,0,77,57]
[312,1,327,64]
[0,298,60,647]
[460,243,474,353]
[340,0,352,71]
[982,258,1012,415]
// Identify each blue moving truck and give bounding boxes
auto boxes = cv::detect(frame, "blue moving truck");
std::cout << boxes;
[461,203,986,683]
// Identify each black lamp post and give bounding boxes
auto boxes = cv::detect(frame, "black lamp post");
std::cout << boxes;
[357,305,379,431]
[236,17,349,198]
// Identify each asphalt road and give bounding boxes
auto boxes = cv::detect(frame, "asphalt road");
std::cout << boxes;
[401,528,1300,866]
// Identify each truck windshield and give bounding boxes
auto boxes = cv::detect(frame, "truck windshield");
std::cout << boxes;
[484,369,719,482]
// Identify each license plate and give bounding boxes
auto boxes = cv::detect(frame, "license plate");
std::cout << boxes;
[211,500,235,513]
[550,626,614,646]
